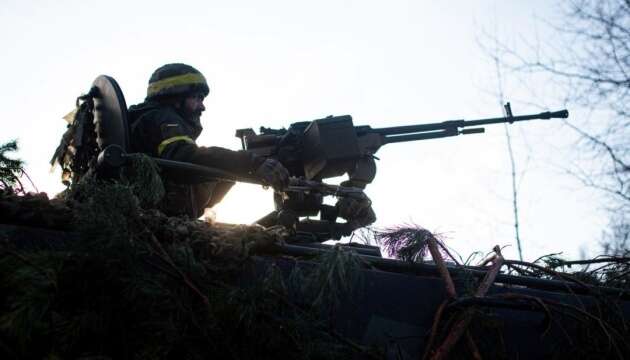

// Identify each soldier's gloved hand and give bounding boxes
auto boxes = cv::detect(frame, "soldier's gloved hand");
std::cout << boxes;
[337,196,377,234]
[336,196,373,223]
[255,158,290,191]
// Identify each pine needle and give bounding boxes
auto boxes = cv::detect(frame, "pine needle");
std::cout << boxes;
[375,225,445,263]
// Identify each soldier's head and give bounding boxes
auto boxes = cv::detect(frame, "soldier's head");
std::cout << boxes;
[146,63,209,124]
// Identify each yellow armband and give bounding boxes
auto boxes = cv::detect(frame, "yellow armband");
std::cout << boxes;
[157,136,195,156]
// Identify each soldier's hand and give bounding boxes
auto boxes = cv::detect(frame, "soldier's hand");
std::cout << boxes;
[336,196,376,229]
[255,158,290,191]
[336,196,370,220]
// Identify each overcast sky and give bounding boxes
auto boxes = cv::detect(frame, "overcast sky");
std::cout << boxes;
[0,0,608,261]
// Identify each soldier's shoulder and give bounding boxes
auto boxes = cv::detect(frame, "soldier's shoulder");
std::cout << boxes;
[129,101,184,127]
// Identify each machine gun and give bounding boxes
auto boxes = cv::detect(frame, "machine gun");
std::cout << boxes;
[236,104,569,241]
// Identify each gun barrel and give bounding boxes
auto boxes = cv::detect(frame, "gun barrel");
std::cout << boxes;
[371,109,569,137]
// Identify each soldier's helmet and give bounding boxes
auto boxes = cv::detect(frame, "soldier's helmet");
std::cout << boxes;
[146,63,210,100]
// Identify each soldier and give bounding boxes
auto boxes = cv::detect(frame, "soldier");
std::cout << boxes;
[128,63,290,218]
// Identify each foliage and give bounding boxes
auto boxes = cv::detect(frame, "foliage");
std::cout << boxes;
[120,154,165,208]
[372,225,630,359]
[522,253,630,290]
[3,149,630,359]
[375,225,451,263]
[0,157,374,360]
[304,245,364,312]
[0,140,25,194]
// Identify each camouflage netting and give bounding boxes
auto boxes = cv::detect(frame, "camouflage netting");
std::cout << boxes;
[0,152,378,360]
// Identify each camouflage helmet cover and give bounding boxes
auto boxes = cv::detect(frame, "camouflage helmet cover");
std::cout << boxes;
[146,63,210,100]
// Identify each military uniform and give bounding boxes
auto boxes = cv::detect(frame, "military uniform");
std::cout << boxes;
[128,100,263,218]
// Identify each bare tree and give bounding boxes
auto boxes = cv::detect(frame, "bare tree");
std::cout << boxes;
[489,42,525,261]
[487,0,629,254]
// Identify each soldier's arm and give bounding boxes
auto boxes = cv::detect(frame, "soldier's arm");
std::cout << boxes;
[144,111,261,175]
[164,142,262,176]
